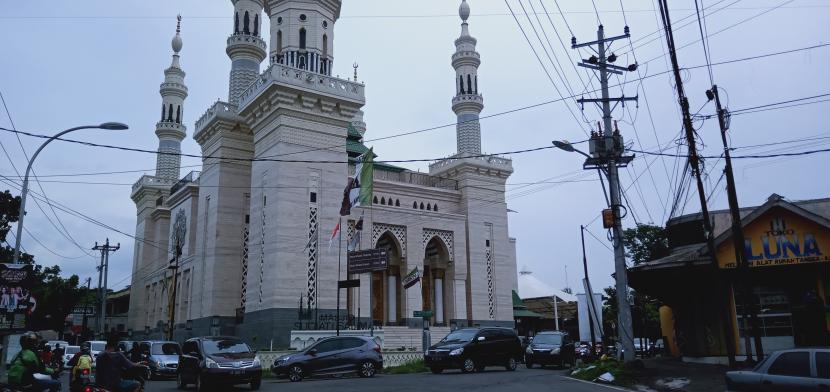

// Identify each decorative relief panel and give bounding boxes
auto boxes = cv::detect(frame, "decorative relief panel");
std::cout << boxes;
[372,223,407,258]
[422,229,454,262]
[485,224,495,320]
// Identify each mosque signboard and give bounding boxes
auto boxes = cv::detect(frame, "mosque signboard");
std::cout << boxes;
[347,249,389,274]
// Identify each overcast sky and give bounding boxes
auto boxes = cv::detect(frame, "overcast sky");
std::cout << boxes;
[1,0,828,295]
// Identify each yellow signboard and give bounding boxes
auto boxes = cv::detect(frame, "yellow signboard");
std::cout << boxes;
[718,209,830,269]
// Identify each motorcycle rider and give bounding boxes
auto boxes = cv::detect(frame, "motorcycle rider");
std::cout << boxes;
[95,336,144,392]
[7,332,61,392]
[68,342,94,389]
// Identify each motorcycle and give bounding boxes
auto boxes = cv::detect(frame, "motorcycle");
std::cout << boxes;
[122,364,151,392]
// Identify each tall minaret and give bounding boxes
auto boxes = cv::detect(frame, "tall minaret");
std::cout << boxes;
[266,0,339,75]
[155,15,188,180]
[228,0,267,105]
[452,0,483,155]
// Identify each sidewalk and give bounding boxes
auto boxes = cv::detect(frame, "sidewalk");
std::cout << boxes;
[631,357,728,392]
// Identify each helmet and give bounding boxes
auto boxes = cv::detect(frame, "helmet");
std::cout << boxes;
[81,341,91,355]
[19,331,39,350]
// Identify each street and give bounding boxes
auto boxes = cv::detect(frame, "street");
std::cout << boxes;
[136,368,626,392]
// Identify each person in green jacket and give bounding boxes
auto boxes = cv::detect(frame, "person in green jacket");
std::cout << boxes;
[7,331,61,392]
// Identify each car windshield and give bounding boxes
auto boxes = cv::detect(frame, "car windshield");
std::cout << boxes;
[202,339,251,356]
[89,342,105,352]
[65,347,79,355]
[533,334,562,345]
[753,355,771,371]
[441,330,477,343]
[151,343,181,355]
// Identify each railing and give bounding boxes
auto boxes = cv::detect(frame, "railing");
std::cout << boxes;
[169,171,201,195]
[429,154,513,172]
[452,94,484,106]
[155,121,185,132]
[132,175,176,193]
[373,170,459,191]
[195,101,238,132]
[159,82,187,93]
[238,63,365,110]
[226,34,267,51]
[255,350,422,369]
[452,51,480,60]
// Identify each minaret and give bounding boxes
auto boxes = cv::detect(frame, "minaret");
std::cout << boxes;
[266,0,338,75]
[155,15,188,180]
[452,0,484,155]
[228,0,267,105]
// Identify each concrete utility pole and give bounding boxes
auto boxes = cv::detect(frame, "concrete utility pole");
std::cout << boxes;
[167,238,182,341]
[711,85,764,361]
[82,277,91,342]
[656,0,737,366]
[93,239,119,338]
[571,25,638,361]
[580,226,597,352]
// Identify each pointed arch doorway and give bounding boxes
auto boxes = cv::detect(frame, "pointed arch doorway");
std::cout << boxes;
[373,232,404,326]
[423,235,452,326]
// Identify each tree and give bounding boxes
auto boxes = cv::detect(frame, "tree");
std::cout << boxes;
[622,224,669,265]
[0,190,33,263]
[602,286,661,340]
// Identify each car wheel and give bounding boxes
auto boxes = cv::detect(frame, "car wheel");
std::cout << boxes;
[526,361,534,369]
[250,376,261,390]
[461,358,476,373]
[358,361,376,378]
[430,367,443,374]
[176,373,187,390]
[506,357,518,371]
[288,365,304,382]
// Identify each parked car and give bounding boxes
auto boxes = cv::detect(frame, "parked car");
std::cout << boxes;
[271,336,383,382]
[117,340,134,353]
[139,340,182,379]
[62,345,80,369]
[524,331,575,368]
[177,336,262,391]
[425,327,523,374]
[725,348,830,391]
[84,340,106,368]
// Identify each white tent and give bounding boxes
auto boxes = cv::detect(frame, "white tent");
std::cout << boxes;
[517,268,577,302]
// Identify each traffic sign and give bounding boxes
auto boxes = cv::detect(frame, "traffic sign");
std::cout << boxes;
[413,310,434,318]
[338,279,361,289]
[347,249,389,274]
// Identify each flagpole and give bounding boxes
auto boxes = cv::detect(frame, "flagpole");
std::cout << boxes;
[337,216,342,336]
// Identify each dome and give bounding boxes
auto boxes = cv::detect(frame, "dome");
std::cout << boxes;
[459,0,470,22]
[172,34,183,53]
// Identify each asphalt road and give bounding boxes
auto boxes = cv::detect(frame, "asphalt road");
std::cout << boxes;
[138,367,628,392]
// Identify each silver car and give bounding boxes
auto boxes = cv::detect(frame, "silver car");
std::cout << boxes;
[725,348,830,391]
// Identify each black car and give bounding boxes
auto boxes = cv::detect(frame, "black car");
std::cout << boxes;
[177,336,262,391]
[139,340,182,379]
[271,336,383,382]
[425,327,523,374]
[524,331,575,368]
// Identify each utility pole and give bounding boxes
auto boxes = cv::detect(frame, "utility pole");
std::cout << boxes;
[711,85,764,361]
[93,239,119,339]
[572,24,638,361]
[580,226,597,353]
[657,0,737,366]
[167,239,181,341]
[81,277,91,342]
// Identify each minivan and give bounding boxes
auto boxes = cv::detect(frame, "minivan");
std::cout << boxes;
[425,327,523,374]
[177,336,262,391]
[524,331,575,368]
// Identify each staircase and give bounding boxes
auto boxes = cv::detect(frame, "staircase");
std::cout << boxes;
[381,326,451,350]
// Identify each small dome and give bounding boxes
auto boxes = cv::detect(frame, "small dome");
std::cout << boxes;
[172,34,183,53]
[459,0,470,22]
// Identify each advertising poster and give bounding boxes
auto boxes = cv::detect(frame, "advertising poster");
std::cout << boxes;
[0,264,36,331]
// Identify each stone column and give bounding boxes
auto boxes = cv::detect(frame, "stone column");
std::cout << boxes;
[387,275,397,324]
[434,278,444,324]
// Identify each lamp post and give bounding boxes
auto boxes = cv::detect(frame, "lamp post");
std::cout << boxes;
[11,122,129,264]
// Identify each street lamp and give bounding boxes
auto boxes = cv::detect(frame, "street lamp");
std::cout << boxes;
[11,122,129,264]
[553,140,591,159]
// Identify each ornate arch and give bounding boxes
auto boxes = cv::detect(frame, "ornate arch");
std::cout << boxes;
[372,223,406,258]
[422,229,454,262]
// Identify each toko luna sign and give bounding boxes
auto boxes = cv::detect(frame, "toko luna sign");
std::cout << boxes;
[719,211,830,268]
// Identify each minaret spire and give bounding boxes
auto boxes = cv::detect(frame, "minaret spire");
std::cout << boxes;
[155,15,188,180]
[452,0,483,155]
[227,0,266,105]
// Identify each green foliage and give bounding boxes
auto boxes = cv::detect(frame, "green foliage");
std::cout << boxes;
[622,224,669,265]
[570,358,641,387]
[0,190,33,263]
[382,359,427,374]
[602,286,661,339]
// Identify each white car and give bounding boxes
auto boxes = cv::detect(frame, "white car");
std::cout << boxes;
[84,341,107,367]
[725,348,830,391]
[62,346,80,369]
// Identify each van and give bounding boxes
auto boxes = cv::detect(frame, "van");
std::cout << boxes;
[425,327,522,374]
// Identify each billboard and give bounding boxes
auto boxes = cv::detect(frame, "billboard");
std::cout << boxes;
[0,264,36,331]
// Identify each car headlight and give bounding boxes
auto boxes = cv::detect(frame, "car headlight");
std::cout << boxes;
[552,348,561,354]
[526,347,533,354]
[252,358,261,367]
[205,357,219,369]
[449,348,464,356]
[157,360,165,368]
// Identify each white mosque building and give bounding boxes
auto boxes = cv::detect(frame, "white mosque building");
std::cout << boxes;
[127,0,519,346]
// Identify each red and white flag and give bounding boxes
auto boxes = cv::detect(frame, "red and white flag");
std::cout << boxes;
[328,221,341,251]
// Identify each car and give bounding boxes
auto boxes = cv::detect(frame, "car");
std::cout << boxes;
[425,327,523,374]
[117,340,135,353]
[85,340,106,368]
[62,345,80,369]
[45,340,69,352]
[524,331,576,368]
[271,336,383,382]
[138,340,182,379]
[725,348,830,391]
[177,336,262,391]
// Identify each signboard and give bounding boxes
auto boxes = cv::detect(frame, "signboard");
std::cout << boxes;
[72,306,95,315]
[0,264,36,332]
[347,249,389,274]
[402,267,421,289]
[718,211,830,269]
[338,279,361,289]
[414,310,434,318]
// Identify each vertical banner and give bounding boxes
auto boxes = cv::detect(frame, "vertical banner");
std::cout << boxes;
[0,264,36,331]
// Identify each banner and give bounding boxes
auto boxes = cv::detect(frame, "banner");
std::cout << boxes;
[403,267,421,289]
[0,264,36,331]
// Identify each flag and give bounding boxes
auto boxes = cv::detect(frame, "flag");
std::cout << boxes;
[347,213,364,252]
[328,221,341,251]
[340,148,374,216]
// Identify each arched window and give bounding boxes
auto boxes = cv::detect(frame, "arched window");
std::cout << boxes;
[299,28,307,49]
[373,196,378,204]
[427,203,432,211]
[161,104,165,121]
[253,14,259,36]
[176,106,181,124]
[234,12,239,34]
[381,197,386,205]
[467,74,473,94]
[395,199,400,207]
[474,76,478,94]
[420,202,425,210]
[433,204,438,212]
[167,103,174,122]
[413,201,418,209]
[298,55,306,69]
[277,31,283,54]
[322,34,328,59]
[459,76,464,94]
[243,11,250,35]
